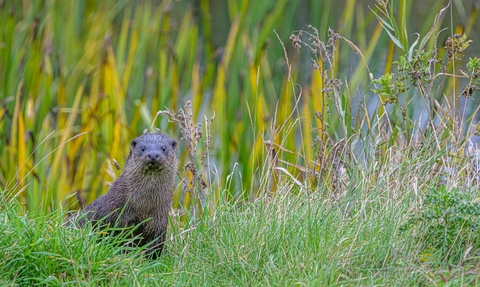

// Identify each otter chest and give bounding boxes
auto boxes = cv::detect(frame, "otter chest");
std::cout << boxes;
[129,178,168,214]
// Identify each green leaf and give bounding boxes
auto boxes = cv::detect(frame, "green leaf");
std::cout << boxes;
[418,3,449,52]
[408,33,420,62]
[371,9,395,32]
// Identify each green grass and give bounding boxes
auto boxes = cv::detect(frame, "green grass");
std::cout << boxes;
[1,193,478,286]
[1,0,479,212]
[2,0,480,286]
[2,141,480,286]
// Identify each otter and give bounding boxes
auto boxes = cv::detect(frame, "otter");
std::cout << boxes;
[70,132,177,259]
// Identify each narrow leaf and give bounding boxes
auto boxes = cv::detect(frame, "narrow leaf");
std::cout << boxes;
[419,3,449,52]
[408,33,420,62]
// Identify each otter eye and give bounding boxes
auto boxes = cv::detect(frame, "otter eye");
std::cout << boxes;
[161,147,166,152]
[141,146,146,152]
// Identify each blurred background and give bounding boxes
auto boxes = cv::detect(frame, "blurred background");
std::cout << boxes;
[1,0,479,214]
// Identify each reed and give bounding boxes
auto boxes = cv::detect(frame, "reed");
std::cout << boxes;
[1,0,477,209]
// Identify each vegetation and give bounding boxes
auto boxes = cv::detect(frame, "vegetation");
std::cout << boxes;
[1,0,480,285]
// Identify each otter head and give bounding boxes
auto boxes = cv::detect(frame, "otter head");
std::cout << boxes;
[128,133,178,173]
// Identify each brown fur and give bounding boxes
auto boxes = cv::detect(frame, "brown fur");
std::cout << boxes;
[71,132,177,259]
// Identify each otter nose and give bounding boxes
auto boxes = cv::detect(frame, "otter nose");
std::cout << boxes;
[147,152,161,161]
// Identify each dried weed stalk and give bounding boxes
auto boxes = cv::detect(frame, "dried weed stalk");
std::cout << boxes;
[290,26,351,194]
[155,101,214,212]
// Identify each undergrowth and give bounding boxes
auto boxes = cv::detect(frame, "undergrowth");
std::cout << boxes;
[1,0,480,286]
[1,167,479,286]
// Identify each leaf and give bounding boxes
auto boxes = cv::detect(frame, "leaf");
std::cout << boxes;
[408,33,420,62]
[383,26,404,50]
[419,3,449,52]
[275,167,303,187]
[370,6,405,50]
[370,9,395,32]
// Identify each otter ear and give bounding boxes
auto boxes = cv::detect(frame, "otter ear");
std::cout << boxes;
[171,140,177,149]
[131,140,137,147]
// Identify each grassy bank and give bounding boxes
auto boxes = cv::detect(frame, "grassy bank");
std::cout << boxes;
[2,0,480,285]
[2,141,480,286]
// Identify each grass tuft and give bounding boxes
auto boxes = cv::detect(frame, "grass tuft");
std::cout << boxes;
[2,0,480,285]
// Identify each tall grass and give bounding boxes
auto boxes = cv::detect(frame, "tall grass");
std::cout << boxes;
[1,139,479,285]
[1,0,479,213]
[1,1,480,284]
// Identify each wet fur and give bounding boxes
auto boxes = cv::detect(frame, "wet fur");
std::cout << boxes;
[71,133,177,259]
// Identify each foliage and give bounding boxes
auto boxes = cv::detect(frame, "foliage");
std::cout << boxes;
[1,0,479,215]
[372,72,406,104]
[0,195,155,286]
[2,179,480,285]
[403,186,480,262]
[1,1,480,284]
[462,57,480,99]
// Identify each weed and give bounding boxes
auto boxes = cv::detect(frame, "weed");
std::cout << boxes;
[403,186,480,262]
[155,100,214,219]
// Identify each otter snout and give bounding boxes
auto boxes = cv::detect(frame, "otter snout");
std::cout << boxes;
[145,151,166,166]
[147,151,161,161]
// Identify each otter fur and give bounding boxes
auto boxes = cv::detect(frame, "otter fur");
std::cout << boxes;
[71,132,177,259]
